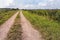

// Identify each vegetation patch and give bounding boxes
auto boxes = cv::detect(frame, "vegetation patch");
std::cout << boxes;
[23,10,60,40]
[0,9,18,25]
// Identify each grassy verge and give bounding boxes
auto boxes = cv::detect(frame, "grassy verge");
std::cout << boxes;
[0,10,17,25]
[23,11,60,40]
[7,13,22,40]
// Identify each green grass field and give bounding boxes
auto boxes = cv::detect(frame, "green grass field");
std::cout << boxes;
[23,11,60,40]
[0,10,17,25]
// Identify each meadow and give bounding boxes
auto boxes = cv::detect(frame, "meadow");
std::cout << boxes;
[0,8,18,25]
[23,10,60,40]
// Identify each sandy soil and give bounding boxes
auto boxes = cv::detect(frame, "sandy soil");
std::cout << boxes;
[0,12,19,40]
[20,11,44,40]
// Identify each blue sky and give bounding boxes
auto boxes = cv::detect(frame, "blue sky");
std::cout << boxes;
[0,0,60,9]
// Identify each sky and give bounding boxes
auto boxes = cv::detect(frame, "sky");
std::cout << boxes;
[0,0,60,9]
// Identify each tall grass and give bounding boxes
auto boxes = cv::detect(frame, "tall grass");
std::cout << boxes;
[0,10,17,25]
[23,11,60,40]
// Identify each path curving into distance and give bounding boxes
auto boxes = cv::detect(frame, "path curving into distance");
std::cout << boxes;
[0,12,19,40]
[20,11,44,40]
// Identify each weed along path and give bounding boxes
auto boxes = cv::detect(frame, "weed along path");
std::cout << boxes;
[0,12,19,40]
[20,11,44,40]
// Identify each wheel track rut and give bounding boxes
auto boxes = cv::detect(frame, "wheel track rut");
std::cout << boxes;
[20,11,44,40]
[0,12,19,40]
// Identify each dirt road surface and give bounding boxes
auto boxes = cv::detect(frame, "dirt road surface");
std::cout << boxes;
[20,11,44,40]
[0,12,19,40]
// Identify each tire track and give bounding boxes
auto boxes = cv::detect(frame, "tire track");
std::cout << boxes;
[20,11,44,40]
[0,12,19,40]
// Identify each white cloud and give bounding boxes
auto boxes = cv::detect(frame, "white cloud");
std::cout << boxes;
[25,4,34,8]
[49,0,54,2]
[19,4,35,9]
[6,0,60,9]
[19,2,47,9]
[0,0,14,8]
[38,2,47,6]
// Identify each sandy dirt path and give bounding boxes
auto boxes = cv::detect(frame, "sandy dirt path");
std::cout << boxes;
[20,11,44,40]
[0,12,19,40]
